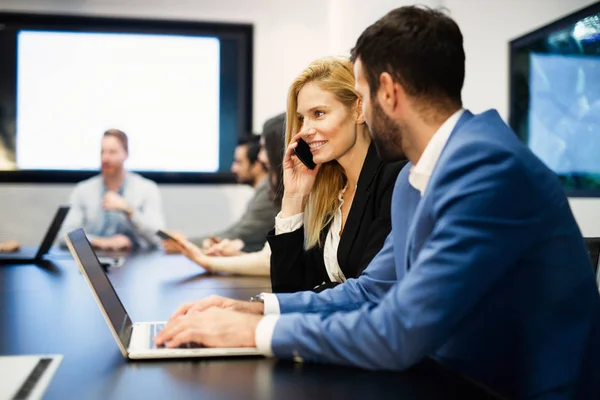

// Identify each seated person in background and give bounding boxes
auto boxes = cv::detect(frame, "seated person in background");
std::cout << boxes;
[0,239,20,252]
[164,131,280,254]
[196,134,279,253]
[267,57,407,293]
[156,7,600,399]
[58,129,165,251]
[171,113,286,276]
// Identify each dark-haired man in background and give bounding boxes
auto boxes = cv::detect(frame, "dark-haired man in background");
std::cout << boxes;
[165,134,279,254]
[156,7,600,399]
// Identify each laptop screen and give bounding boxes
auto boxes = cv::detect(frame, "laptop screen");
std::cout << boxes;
[34,205,70,259]
[66,229,132,350]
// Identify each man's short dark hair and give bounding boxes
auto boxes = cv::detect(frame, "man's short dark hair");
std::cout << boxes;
[103,129,128,152]
[351,6,465,109]
[238,134,261,164]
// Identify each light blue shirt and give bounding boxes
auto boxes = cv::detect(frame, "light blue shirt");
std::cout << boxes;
[58,172,165,249]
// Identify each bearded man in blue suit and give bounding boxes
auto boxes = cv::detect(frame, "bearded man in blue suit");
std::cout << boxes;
[156,6,600,399]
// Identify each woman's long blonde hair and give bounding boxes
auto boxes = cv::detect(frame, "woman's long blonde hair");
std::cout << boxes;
[285,57,363,249]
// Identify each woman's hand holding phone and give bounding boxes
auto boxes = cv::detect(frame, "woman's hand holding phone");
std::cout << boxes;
[172,237,214,272]
[281,130,320,217]
[158,230,187,254]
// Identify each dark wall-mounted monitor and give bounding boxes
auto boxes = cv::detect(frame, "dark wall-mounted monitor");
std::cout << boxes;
[0,12,253,184]
[509,1,600,196]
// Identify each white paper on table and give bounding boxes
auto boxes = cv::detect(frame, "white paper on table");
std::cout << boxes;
[0,355,63,400]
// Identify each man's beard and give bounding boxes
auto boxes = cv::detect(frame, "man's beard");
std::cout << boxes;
[368,100,406,162]
[237,176,254,186]
[101,164,123,176]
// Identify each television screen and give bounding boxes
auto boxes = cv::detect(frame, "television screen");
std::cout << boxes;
[510,3,600,195]
[0,13,252,183]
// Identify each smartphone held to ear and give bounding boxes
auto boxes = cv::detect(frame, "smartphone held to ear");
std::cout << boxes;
[294,138,316,170]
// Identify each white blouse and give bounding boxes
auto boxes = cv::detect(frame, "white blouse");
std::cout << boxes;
[275,186,350,284]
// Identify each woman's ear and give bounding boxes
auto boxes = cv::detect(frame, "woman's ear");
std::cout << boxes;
[355,99,365,124]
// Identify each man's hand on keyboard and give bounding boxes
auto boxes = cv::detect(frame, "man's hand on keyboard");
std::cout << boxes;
[168,295,264,322]
[154,308,261,349]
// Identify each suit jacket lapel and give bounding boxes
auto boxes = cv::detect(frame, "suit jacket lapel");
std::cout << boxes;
[404,110,475,271]
[404,190,425,272]
[337,143,380,273]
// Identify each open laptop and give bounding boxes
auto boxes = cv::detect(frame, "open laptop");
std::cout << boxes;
[65,228,261,359]
[0,206,70,265]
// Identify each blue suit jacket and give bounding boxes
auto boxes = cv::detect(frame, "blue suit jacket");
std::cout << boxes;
[271,110,600,399]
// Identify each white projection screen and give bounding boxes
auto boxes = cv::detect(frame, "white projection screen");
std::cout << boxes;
[16,30,220,172]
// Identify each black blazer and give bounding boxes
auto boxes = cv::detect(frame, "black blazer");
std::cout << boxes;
[267,143,407,293]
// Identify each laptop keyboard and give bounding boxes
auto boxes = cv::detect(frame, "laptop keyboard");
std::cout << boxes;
[149,323,204,349]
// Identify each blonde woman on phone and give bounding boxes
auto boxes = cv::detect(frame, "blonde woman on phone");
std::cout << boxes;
[267,57,407,293]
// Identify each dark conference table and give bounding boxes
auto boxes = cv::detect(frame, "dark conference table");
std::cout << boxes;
[0,250,502,399]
